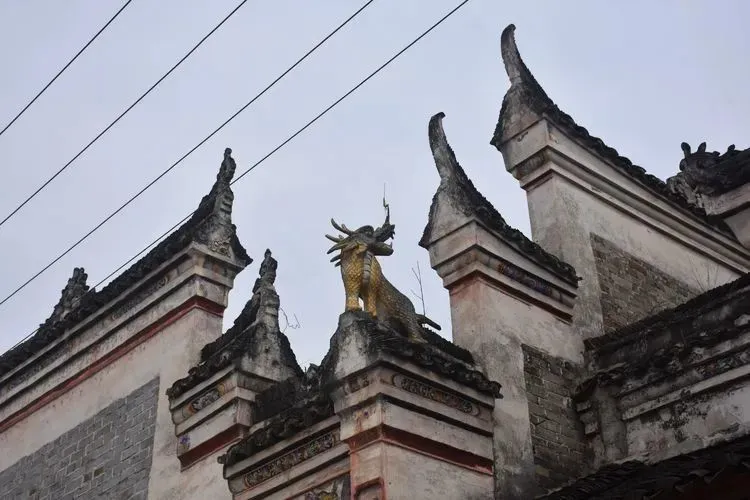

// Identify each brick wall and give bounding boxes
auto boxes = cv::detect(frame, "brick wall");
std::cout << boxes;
[0,377,159,500]
[522,345,586,491]
[590,234,697,332]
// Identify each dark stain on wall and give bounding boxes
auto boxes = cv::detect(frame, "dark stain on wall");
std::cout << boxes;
[590,234,698,332]
[522,344,586,491]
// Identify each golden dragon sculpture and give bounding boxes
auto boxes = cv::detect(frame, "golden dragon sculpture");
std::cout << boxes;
[325,207,440,343]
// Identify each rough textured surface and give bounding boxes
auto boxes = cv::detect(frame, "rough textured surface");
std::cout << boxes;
[421,112,578,285]
[0,378,159,500]
[293,474,350,499]
[326,211,443,342]
[590,234,697,332]
[0,149,250,380]
[668,142,750,198]
[522,345,586,490]
[167,249,301,399]
[492,24,732,235]
[537,433,750,499]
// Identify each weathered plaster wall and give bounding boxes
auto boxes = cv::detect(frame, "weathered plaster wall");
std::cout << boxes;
[590,234,697,332]
[626,380,750,462]
[522,345,586,489]
[0,307,226,500]
[449,275,580,498]
[0,378,159,500]
[179,447,234,499]
[381,445,492,500]
[526,174,739,339]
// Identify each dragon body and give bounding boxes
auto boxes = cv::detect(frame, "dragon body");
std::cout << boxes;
[325,211,439,342]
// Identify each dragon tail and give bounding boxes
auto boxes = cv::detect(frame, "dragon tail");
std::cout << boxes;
[417,314,441,331]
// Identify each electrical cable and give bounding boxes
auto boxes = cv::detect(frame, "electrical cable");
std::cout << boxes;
[0,0,470,354]
[0,0,134,139]
[0,0,249,229]
[0,0,376,313]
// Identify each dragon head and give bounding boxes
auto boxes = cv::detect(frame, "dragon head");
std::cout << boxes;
[325,209,395,266]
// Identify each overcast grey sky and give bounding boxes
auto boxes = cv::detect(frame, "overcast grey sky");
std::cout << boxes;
[1,1,748,367]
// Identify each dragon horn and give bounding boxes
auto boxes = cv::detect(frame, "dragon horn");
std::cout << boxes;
[327,241,348,254]
[325,234,343,243]
[330,254,341,263]
[330,218,353,235]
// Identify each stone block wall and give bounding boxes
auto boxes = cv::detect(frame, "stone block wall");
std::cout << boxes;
[590,234,697,332]
[522,345,586,490]
[0,378,159,500]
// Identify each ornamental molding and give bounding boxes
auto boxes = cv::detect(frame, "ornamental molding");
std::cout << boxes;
[111,275,169,321]
[241,430,340,490]
[391,373,479,416]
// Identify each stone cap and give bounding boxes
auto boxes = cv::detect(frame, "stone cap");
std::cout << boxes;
[167,250,301,399]
[421,111,579,285]
[320,311,503,398]
[491,24,731,235]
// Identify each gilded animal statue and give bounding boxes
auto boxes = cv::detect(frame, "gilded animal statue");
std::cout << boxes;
[325,208,440,343]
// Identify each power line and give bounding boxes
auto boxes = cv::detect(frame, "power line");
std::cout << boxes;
[0,0,134,139]
[0,0,249,230]
[0,0,377,312]
[1,0,471,354]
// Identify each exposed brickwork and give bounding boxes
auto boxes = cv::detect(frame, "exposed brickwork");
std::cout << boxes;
[0,378,159,500]
[590,234,697,332]
[522,345,586,491]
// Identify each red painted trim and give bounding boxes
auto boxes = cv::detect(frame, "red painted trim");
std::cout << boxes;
[346,424,493,476]
[382,425,493,474]
[179,423,245,470]
[0,296,224,433]
[352,478,386,500]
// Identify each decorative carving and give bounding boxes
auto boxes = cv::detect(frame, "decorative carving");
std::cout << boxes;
[242,430,340,488]
[392,374,478,415]
[325,208,441,342]
[667,142,750,200]
[194,148,238,257]
[497,259,569,303]
[111,275,169,321]
[300,475,350,500]
[49,267,90,324]
[343,373,371,395]
[172,380,234,424]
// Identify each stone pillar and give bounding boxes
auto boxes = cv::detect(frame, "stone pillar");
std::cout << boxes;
[326,312,501,500]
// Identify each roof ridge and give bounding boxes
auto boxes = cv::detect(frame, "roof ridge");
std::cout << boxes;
[492,24,733,236]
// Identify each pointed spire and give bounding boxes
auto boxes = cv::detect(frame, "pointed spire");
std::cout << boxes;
[48,267,90,324]
[491,24,557,149]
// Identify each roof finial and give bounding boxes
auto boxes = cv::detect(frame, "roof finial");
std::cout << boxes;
[501,24,523,84]
[49,267,89,324]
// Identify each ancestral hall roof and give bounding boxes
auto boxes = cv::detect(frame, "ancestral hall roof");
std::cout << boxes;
[0,149,250,380]
[492,24,732,235]
[538,433,750,499]
[421,112,579,285]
